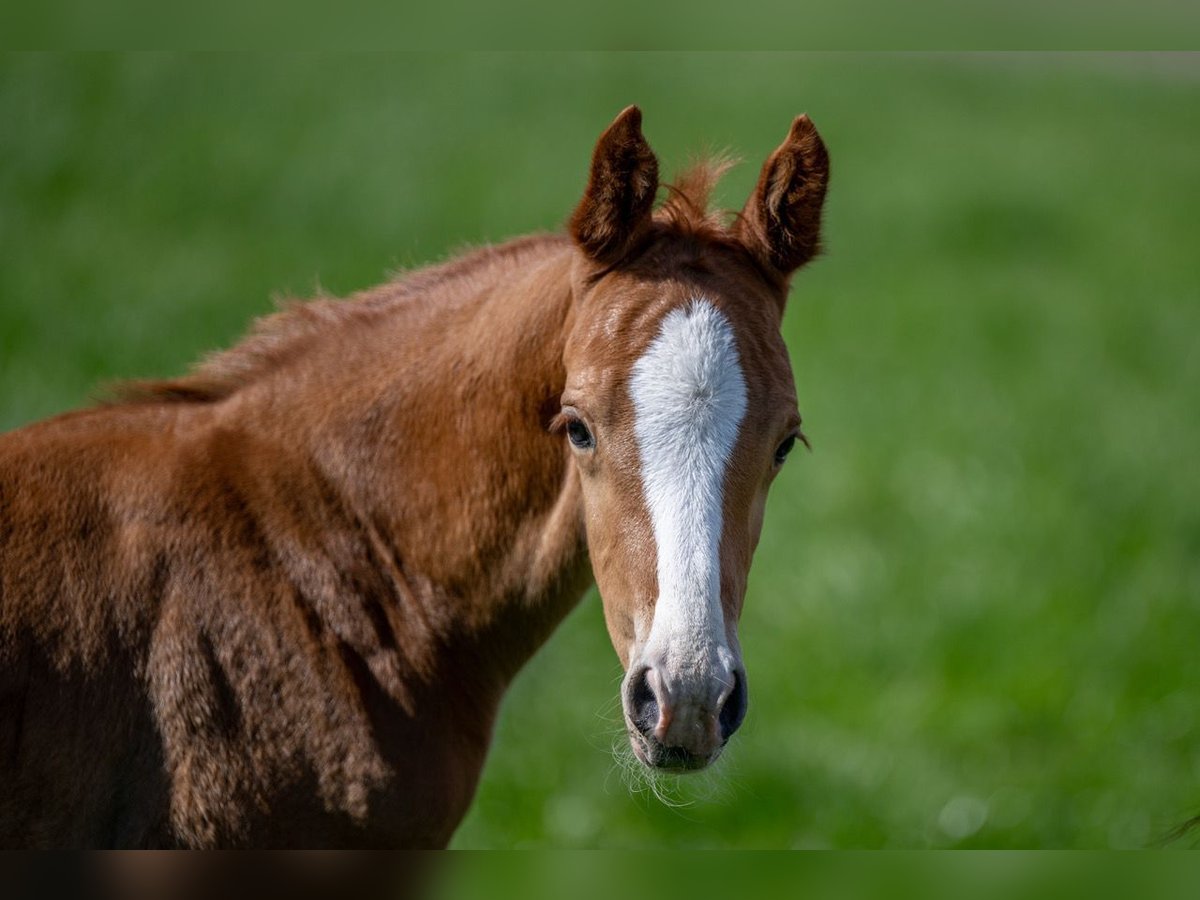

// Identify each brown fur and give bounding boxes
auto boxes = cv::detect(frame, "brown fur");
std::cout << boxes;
[0,107,829,847]
[735,115,830,281]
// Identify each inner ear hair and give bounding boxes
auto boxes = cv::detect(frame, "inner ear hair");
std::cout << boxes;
[569,105,660,266]
[735,114,830,282]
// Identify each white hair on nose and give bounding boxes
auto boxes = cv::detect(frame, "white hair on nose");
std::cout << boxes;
[628,298,747,677]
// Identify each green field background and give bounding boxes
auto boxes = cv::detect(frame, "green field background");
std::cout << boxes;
[2,53,1197,848]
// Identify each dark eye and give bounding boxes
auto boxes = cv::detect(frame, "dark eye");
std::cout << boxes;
[566,419,595,451]
[774,434,797,466]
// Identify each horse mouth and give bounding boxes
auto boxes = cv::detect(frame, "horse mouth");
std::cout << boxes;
[627,729,718,773]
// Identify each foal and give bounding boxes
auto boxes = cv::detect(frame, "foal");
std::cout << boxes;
[0,107,829,847]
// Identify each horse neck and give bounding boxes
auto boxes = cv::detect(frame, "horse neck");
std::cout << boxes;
[222,236,592,691]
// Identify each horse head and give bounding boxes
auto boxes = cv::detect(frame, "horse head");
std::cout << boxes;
[561,107,830,771]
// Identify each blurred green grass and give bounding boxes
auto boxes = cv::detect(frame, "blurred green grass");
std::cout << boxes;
[2,53,1198,848]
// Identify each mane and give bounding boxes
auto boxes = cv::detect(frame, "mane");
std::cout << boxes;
[112,234,564,405]
[655,155,740,239]
[113,156,739,407]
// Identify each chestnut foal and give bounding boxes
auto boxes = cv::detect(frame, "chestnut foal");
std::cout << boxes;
[0,107,829,847]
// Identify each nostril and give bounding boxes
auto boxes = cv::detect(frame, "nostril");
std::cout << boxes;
[628,667,659,738]
[718,670,748,741]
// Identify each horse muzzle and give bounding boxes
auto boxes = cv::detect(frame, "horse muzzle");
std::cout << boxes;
[621,657,748,772]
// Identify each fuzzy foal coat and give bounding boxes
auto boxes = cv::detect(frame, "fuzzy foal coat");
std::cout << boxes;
[0,106,830,847]
[0,236,594,847]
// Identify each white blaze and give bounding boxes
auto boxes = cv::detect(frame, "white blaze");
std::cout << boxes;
[629,299,747,678]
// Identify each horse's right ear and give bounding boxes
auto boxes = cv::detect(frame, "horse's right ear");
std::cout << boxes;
[569,105,659,265]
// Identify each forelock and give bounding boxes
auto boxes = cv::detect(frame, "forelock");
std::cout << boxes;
[655,155,739,240]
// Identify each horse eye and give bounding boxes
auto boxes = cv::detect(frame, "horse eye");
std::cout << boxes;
[774,434,797,466]
[566,419,595,451]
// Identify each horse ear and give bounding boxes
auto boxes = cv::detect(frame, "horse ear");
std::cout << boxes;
[735,114,830,282]
[569,105,659,265]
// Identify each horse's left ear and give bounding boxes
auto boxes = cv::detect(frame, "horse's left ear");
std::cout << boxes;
[569,105,659,265]
[735,114,830,284]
